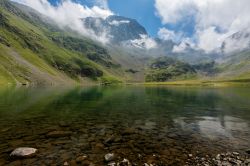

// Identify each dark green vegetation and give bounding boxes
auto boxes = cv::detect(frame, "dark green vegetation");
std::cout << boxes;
[0,86,249,165]
[145,57,196,82]
[0,0,121,86]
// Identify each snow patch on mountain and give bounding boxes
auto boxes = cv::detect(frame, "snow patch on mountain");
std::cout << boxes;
[109,20,130,26]
[124,34,158,49]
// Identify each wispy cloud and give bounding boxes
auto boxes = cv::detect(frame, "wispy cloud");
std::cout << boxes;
[12,0,114,43]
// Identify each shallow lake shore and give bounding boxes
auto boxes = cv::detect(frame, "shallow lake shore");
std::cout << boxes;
[0,86,250,165]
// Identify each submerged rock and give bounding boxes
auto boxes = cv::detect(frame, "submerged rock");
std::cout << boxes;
[10,147,37,158]
[47,131,72,138]
[119,158,131,166]
[105,153,115,162]
[122,128,136,135]
[63,161,69,166]
[108,161,116,166]
[76,155,87,163]
[104,135,115,144]
[144,163,154,166]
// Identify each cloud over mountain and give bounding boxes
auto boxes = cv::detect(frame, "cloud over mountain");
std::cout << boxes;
[155,0,250,53]
[12,0,114,43]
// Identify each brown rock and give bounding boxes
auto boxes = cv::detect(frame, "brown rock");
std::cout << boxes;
[122,128,136,135]
[76,156,87,163]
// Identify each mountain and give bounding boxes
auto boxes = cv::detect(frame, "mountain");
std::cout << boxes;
[0,0,122,86]
[83,15,148,44]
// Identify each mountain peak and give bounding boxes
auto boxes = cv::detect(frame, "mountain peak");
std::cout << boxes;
[82,15,147,43]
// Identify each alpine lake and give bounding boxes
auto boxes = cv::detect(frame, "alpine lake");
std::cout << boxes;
[0,85,250,165]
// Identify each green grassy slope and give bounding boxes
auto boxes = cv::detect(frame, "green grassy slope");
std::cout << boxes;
[215,50,250,80]
[0,0,121,86]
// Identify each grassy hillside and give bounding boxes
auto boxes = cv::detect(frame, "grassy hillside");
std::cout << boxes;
[215,50,250,80]
[0,0,122,86]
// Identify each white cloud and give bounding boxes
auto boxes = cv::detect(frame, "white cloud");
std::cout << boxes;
[12,0,113,43]
[109,20,130,26]
[157,28,182,42]
[155,0,196,24]
[197,27,229,53]
[155,0,250,53]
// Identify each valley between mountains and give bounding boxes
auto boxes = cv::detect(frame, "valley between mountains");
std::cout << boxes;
[1,0,250,87]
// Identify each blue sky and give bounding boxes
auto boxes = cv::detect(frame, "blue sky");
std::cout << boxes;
[108,0,161,37]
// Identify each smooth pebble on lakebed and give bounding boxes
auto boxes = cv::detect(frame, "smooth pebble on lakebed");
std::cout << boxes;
[105,153,115,162]
[10,147,37,158]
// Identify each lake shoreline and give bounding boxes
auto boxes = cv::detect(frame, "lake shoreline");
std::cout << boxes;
[6,149,250,165]
[1,78,250,88]
[141,79,250,87]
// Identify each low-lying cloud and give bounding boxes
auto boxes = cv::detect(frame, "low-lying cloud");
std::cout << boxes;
[155,0,250,53]
[12,0,114,43]
[130,34,158,50]
[157,28,183,43]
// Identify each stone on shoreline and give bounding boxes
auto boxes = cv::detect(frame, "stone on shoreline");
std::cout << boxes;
[10,147,37,158]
